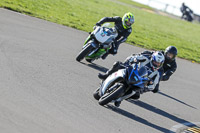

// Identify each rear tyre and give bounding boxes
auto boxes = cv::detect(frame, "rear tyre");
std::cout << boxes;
[93,88,100,100]
[98,85,124,106]
[76,44,94,62]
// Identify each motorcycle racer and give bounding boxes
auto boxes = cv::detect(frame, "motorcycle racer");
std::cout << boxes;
[95,12,134,59]
[98,51,165,106]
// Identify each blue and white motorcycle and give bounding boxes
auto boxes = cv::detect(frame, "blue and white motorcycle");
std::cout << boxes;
[93,63,149,106]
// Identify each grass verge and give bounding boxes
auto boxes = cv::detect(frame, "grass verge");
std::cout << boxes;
[0,0,199,63]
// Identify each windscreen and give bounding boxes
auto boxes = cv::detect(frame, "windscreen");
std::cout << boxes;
[102,23,117,35]
[102,23,114,28]
[138,66,148,78]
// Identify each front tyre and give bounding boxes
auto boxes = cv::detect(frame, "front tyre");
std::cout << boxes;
[93,88,100,100]
[86,58,94,63]
[98,85,124,106]
[76,44,94,62]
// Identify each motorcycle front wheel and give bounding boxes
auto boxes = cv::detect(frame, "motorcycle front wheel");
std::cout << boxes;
[76,44,94,62]
[98,85,124,106]
[93,88,100,100]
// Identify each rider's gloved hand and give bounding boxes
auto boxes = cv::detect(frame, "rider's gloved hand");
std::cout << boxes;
[93,26,97,30]
[93,23,101,30]
[96,23,101,26]
[129,57,137,64]
[137,58,146,62]
[129,57,146,64]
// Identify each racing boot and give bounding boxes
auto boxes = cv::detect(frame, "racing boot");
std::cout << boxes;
[129,92,140,100]
[98,68,114,80]
[140,87,150,94]
[101,52,109,60]
[98,73,108,80]
[98,61,121,80]
[114,101,121,107]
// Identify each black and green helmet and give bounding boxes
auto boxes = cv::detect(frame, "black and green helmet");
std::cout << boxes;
[122,12,135,29]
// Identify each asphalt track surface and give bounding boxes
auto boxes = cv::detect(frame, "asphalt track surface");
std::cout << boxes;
[0,8,200,133]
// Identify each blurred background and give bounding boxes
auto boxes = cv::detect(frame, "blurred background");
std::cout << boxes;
[133,0,200,22]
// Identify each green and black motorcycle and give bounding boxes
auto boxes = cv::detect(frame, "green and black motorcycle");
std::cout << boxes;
[76,23,118,63]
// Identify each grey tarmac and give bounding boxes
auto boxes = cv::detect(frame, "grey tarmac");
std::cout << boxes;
[0,8,200,133]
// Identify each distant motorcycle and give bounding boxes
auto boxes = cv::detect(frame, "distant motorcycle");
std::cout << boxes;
[93,62,150,106]
[76,23,118,63]
[182,8,193,22]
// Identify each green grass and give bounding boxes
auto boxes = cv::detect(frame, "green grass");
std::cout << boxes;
[116,0,154,10]
[0,0,200,63]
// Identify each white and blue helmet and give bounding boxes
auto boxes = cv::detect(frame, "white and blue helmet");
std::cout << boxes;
[151,51,165,70]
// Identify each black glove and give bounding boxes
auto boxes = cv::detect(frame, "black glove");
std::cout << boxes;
[93,26,97,30]
[129,57,137,64]
[93,23,101,30]
[161,74,169,81]
[96,23,101,26]
[138,58,146,62]
[129,57,146,64]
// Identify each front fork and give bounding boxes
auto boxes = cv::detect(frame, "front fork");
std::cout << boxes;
[83,34,92,45]
[82,40,99,57]
[83,35,110,59]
